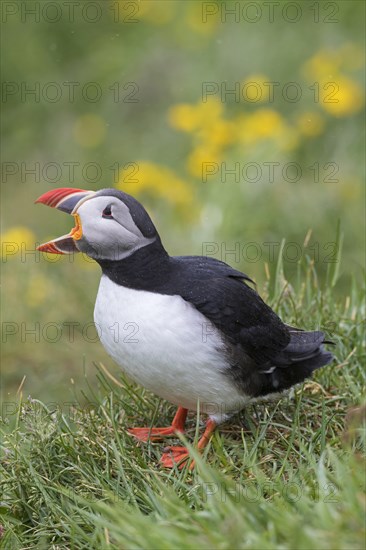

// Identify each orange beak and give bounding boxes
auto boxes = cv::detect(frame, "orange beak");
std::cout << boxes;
[35,187,94,254]
[69,213,83,241]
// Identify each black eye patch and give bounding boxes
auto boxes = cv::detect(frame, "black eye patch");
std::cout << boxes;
[102,205,114,219]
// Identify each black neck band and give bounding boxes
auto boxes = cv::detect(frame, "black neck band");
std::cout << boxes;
[97,239,172,291]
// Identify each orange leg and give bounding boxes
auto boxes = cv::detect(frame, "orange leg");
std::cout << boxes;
[128,407,188,442]
[160,418,217,470]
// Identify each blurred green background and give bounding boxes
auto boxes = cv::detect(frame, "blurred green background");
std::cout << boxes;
[1,0,364,403]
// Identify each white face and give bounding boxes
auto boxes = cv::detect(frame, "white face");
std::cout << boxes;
[74,195,155,261]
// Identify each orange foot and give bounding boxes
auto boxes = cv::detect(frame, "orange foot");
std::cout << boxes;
[128,426,182,442]
[160,446,190,469]
[127,407,188,442]
[160,418,217,470]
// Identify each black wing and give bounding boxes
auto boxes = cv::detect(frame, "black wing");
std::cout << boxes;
[170,256,291,368]
[170,256,333,397]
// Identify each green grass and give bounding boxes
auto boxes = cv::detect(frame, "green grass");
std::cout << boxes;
[1,252,365,549]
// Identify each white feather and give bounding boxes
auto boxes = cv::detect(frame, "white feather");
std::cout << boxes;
[94,275,249,422]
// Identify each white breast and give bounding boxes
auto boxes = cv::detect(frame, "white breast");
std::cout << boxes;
[94,275,248,420]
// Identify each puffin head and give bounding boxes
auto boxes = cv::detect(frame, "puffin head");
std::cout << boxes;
[36,187,160,261]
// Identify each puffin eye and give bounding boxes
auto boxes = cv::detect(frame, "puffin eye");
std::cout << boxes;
[102,205,113,219]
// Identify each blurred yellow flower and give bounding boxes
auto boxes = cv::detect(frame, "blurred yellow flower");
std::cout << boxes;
[242,74,271,103]
[0,226,35,259]
[303,46,365,80]
[197,119,236,148]
[303,52,339,80]
[251,109,284,137]
[296,112,325,137]
[73,114,106,148]
[302,47,364,118]
[187,145,220,178]
[186,3,218,35]
[26,274,50,308]
[169,98,224,133]
[320,76,364,117]
[236,109,284,145]
[118,161,192,207]
[169,98,233,176]
[168,103,201,132]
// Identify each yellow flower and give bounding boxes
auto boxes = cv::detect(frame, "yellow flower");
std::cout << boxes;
[320,76,364,117]
[0,226,35,259]
[118,161,192,207]
[169,98,234,167]
[236,109,284,145]
[302,47,364,117]
[302,50,343,80]
[304,45,365,80]
[241,74,271,103]
[168,98,224,133]
[187,146,220,179]
[296,112,325,137]
[252,109,284,137]
[168,104,201,132]
[186,3,218,35]
[196,97,224,123]
[197,119,236,148]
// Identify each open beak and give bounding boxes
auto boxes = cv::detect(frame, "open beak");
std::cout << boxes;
[35,187,95,254]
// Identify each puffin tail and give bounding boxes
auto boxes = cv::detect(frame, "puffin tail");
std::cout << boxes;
[261,330,334,394]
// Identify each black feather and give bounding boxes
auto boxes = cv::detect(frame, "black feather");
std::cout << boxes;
[98,240,334,399]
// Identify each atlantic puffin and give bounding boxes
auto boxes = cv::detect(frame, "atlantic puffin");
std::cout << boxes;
[36,187,334,468]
